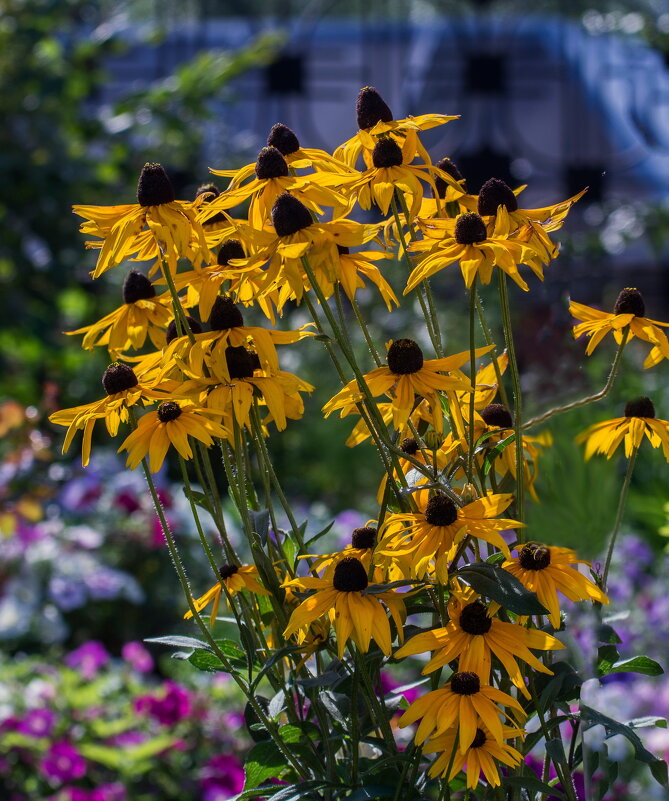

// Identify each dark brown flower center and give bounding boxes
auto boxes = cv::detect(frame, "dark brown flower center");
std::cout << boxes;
[480,403,513,429]
[432,157,465,199]
[519,543,552,570]
[102,363,138,395]
[401,437,419,455]
[272,194,313,238]
[219,563,239,580]
[386,338,424,375]
[157,401,182,423]
[166,316,202,344]
[225,346,257,380]
[424,494,458,527]
[351,526,377,550]
[372,138,403,168]
[451,671,480,695]
[624,396,655,419]
[470,728,487,749]
[459,601,492,635]
[614,288,645,317]
[255,146,289,180]
[194,182,220,201]
[332,556,369,592]
[122,271,156,304]
[210,295,244,330]
[137,163,175,207]
[454,213,487,245]
[267,123,300,156]
[217,239,246,266]
[477,178,518,216]
[337,245,350,255]
[356,86,393,130]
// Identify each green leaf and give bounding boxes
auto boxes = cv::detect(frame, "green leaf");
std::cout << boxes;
[456,562,548,615]
[628,716,668,729]
[581,704,668,787]
[188,638,250,673]
[597,622,622,644]
[267,782,330,801]
[536,662,582,712]
[278,723,320,743]
[250,508,270,545]
[347,787,398,800]
[182,486,211,514]
[304,519,335,549]
[482,432,516,475]
[144,635,211,651]
[598,655,664,678]
[503,776,565,799]
[251,644,305,691]
[243,740,286,790]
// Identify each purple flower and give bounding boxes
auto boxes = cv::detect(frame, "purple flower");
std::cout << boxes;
[201,753,245,798]
[17,707,56,738]
[121,641,154,673]
[65,641,109,680]
[40,741,87,783]
[48,578,88,611]
[135,681,191,726]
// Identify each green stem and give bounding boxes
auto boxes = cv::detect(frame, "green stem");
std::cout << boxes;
[467,278,477,484]
[139,457,306,778]
[475,291,511,409]
[179,454,220,580]
[350,293,383,367]
[602,446,638,591]
[390,194,442,356]
[355,651,398,754]
[497,271,525,525]
[523,330,629,430]
[160,256,195,343]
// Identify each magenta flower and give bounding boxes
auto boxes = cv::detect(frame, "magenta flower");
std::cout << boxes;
[40,741,87,783]
[17,707,56,738]
[201,753,245,799]
[121,641,154,673]
[65,641,109,680]
[134,681,191,726]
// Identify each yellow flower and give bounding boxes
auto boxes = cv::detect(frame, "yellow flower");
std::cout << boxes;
[377,489,520,581]
[395,582,563,697]
[502,543,608,628]
[118,401,228,473]
[185,564,271,627]
[283,557,406,659]
[67,271,173,357]
[577,396,669,461]
[570,288,669,367]
[334,86,458,169]
[74,163,213,279]
[323,338,473,434]
[310,246,399,311]
[208,146,352,228]
[397,670,525,750]
[266,122,356,174]
[405,208,546,293]
[303,525,386,583]
[425,723,524,788]
[416,157,469,218]
[349,129,456,220]
[48,363,165,467]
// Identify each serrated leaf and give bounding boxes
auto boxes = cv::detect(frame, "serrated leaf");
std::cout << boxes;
[320,690,349,723]
[189,638,249,673]
[243,740,286,790]
[456,562,548,615]
[581,704,668,787]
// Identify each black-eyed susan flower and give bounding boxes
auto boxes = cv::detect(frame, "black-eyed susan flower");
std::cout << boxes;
[334,86,458,169]
[349,131,457,220]
[416,157,469,218]
[465,177,585,260]
[208,146,351,228]
[48,363,166,467]
[184,563,271,627]
[425,723,524,788]
[74,163,213,279]
[394,582,563,697]
[283,556,406,659]
[577,396,669,461]
[118,400,228,473]
[405,209,546,293]
[570,288,669,367]
[311,245,399,311]
[503,543,608,628]
[397,671,525,750]
[303,525,390,583]
[323,338,472,434]
[266,122,355,174]
[377,488,520,581]
[67,271,173,357]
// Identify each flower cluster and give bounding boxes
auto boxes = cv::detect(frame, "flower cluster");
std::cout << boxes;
[47,85,669,798]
